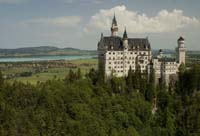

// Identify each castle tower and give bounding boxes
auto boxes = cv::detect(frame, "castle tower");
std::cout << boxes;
[111,15,118,36]
[157,49,163,58]
[122,28,129,76]
[123,28,128,50]
[176,36,186,65]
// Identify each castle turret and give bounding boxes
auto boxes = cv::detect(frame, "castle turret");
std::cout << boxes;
[157,49,163,58]
[111,14,118,36]
[176,36,186,65]
[123,28,128,50]
[100,32,103,41]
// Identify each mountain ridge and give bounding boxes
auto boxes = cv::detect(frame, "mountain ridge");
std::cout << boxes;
[0,46,97,57]
[0,46,199,58]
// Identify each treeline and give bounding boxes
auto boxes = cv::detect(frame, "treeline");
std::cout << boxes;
[0,65,200,136]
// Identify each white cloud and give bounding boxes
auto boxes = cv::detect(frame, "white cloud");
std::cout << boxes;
[85,5,200,33]
[22,16,82,27]
[0,0,28,4]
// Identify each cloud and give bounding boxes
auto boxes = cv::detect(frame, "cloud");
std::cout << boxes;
[22,16,82,27]
[0,0,29,4]
[85,5,200,33]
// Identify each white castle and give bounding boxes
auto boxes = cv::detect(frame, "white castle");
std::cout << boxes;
[97,15,186,85]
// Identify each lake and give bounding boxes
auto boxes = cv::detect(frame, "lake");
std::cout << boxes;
[0,55,97,62]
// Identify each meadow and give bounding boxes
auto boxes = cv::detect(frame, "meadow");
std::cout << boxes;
[1,58,97,84]
[1,51,200,85]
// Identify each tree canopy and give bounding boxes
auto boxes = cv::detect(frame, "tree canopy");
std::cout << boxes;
[0,64,200,136]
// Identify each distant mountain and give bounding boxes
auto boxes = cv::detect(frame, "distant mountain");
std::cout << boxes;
[0,46,97,57]
[0,46,198,58]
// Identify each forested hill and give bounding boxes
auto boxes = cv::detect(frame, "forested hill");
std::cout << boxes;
[0,64,200,135]
[0,46,97,57]
[1,46,200,58]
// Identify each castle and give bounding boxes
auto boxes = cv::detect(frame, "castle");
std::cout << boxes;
[97,15,186,85]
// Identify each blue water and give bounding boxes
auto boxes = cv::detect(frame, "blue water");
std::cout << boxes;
[0,55,97,62]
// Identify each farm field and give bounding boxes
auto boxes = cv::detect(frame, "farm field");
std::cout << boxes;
[1,52,200,84]
[1,58,97,84]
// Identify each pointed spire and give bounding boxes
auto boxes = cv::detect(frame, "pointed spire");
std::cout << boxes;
[101,32,103,38]
[100,32,104,40]
[112,13,117,26]
[123,27,128,39]
[178,36,184,41]
[111,13,118,36]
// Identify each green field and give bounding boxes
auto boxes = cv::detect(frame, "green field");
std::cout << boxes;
[2,52,200,85]
[2,58,97,84]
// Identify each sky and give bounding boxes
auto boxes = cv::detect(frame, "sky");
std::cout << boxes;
[0,0,200,50]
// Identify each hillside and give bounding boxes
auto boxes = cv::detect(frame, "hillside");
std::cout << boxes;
[1,46,199,58]
[0,64,200,136]
[0,46,97,57]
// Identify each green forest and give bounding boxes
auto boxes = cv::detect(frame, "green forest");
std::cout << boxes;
[0,64,200,136]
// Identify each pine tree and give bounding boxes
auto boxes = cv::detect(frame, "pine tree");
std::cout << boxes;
[126,66,133,93]
[0,71,4,87]
[145,69,156,101]
[77,68,82,80]
[178,63,186,74]
[64,69,76,83]
[87,68,98,85]
[132,64,141,90]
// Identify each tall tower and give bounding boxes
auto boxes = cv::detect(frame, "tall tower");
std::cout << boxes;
[111,15,118,36]
[176,36,186,65]
[122,28,129,76]
[123,28,128,50]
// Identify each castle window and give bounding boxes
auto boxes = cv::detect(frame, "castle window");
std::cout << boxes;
[109,62,111,64]
[109,52,111,55]
[113,52,115,55]
[130,52,133,54]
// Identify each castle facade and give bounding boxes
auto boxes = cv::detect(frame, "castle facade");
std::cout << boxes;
[97,15,186,85]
